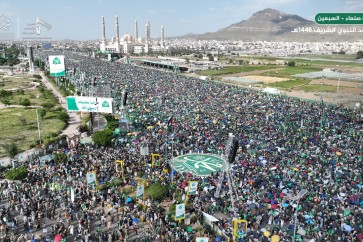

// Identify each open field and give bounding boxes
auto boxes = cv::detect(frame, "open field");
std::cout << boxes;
[197,65,276,76]
[0,76,38,90]
[310,79,363,88]
[240,75,290,84]
[0,74,60,107]
[0,108,67,157]
[258,66,322,77]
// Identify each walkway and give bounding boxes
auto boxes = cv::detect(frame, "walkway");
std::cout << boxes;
[39,72,81,137]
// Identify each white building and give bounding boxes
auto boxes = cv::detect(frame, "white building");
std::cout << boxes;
[99,16,167,54]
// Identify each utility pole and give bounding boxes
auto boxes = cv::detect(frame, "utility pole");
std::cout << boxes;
[36,108,41,144]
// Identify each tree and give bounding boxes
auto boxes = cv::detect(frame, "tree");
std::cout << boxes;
[1,142,19,158]
[92,129,113,146]
[1,99,10,106]
[145,182,168,201]
[288,61,296,67]
[58,111,69,123]
[208,55,214,61]
[19,98,31,106]
[5,166,28,180]
[54,153,68,164]
[38,108,46,119]
[357,51,363,59]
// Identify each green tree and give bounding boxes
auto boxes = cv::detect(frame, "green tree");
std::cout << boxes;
[357,51,363,59]
[92,129,113,146]
[33,74,42,80]
[19,98,31,106]
[1,142,19,158]
[54,153,68,164]
[145,182,168,201]
[58,111,69,123]
[1,99,10,106]
[5,166,28,180]
[38,108,46,119]
[288,61,296,67]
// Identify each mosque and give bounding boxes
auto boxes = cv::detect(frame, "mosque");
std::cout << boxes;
[99,16,167,54]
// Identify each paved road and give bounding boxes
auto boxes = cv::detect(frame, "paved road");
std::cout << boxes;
[39,72,81,137]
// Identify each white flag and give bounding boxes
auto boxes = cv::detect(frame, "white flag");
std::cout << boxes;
[70,187,75,202]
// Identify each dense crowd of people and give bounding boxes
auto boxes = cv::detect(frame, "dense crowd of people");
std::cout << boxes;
[0,52,362,241]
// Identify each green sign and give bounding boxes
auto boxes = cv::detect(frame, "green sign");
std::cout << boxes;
[170,154,224,177]
[315,13,363,24]
[52,57,61,64]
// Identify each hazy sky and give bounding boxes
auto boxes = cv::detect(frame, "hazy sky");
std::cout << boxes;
[0,0,362,40]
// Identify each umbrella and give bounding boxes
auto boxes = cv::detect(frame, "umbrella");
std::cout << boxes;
[293,168,299,171]
[264,231,271,237]
[336,151,342,156]
[54,234,62,242]
[271,235,280,242]
[343,224,352,232]
[298,228,306,236]
[271,204,278,209]
[147,126,154,130]
[187,226,193,233]
[133,217,138,224]
[270,165,278,170]
[126,197,133,203]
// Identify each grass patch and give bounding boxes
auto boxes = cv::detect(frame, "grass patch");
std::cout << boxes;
[298,84,338,93]
[270,79,310,89]
[0,76,34,90]
[0,108,67,157]
[259,66,322,77]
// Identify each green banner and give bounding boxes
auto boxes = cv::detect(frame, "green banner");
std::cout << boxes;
[315,13,363,24]
[170,154,224,177]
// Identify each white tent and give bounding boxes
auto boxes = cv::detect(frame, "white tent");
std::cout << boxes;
[202,212,219,225]
[262,87,280,94]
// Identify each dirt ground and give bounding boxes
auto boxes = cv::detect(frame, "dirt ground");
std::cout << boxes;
[278,89,362,108]
[241,75,290,84]
[310,78,363,88]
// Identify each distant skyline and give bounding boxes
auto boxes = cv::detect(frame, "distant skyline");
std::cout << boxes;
[0,0,362,40]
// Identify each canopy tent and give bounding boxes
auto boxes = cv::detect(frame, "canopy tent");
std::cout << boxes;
[202,212,219,226]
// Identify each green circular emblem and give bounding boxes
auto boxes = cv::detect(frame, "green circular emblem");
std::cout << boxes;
[170,153,224,177]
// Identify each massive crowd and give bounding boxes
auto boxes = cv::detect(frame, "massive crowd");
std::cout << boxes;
[0,52,362,241]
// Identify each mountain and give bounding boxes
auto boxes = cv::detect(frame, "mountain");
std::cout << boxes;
[191,8,362,42]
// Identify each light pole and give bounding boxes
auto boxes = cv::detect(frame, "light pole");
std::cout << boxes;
[36,108,41,145]
[320,79,324,102]
[290,189,308,242]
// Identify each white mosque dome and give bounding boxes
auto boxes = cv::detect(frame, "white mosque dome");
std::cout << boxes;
[123,33,134,43]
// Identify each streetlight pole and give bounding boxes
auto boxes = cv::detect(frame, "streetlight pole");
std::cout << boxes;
[36,108,41,145]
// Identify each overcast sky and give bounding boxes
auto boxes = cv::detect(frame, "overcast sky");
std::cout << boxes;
[0,0,362,40]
